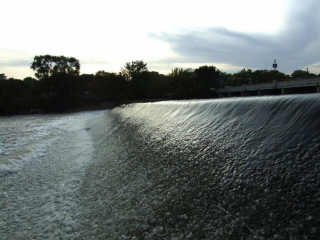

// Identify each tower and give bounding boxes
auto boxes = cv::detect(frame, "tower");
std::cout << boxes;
[272,59,278,70]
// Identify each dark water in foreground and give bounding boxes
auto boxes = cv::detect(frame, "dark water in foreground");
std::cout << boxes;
[1,94,320,239]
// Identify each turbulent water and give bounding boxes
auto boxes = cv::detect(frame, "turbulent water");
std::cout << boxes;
[1,94,320,239]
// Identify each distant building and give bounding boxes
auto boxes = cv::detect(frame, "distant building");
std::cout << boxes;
[272,59,278,70]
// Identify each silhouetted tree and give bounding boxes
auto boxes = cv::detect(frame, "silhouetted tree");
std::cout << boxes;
[225,68,252,86]
[225,69,288,86]
[92,71,126,101]
[31,55,80,80]
[119,61,149,99]
[35,73,81,112]
[0,73,7,81]
[23,77,37,85]
[142,71,170,99]
[291,70,317,79]
[169,68,197,98]
[120,60,148,82]
[78,73,94,92]
[0,77,27,114]
[30,55,81,112]
[251,70,288,84]
[194,65,222,97]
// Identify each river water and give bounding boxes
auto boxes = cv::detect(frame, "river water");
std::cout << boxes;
[1,94,320,239]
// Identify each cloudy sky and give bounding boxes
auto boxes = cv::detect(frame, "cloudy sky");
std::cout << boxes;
[1,0,319,78]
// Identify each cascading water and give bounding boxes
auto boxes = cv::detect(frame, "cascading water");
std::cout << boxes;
[1,94,320,239]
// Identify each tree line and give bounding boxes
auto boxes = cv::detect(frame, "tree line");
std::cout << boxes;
[0,55,319,115]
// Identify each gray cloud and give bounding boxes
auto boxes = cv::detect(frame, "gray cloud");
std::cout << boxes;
[153,0,320,73]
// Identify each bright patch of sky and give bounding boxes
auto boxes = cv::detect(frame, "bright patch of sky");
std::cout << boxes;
[0,0,294,78]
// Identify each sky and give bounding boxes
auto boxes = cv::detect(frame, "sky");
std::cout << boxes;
[1,0,319,79]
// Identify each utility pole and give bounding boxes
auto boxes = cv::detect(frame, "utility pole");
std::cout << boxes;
[272,59,278,88]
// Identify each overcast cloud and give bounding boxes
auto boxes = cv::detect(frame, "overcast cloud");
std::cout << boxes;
[1,0,320,78]
[154,0,320,73]
[0,59,31,68]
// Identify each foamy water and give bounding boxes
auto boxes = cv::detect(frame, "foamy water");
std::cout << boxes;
[0,111,104,239]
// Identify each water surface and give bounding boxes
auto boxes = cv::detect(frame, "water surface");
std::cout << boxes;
[1,95,320,239]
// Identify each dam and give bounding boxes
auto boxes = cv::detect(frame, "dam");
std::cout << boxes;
[1,94,320,239]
